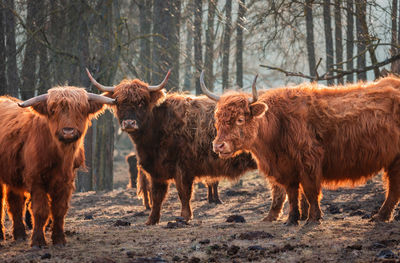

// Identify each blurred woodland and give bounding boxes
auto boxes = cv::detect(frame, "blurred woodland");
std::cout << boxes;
[1,0,399,191]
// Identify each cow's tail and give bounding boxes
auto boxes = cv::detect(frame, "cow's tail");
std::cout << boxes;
[137,167,152,210]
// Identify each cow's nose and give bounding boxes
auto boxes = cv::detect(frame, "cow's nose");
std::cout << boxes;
[122,120,138,130]
[62,127,75,135]
[62,127,77,138]
[213,142,226,153]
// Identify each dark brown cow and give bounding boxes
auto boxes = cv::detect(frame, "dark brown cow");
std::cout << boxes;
[0,87,114,247]
[202,73,400,225]
[86,70,264,225]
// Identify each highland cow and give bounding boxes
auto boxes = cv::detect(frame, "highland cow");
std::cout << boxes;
[202,72,400,225]
[0,87,115,247]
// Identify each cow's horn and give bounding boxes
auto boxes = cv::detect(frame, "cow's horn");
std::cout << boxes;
[148,69,171,91]
[18,94,49,108]
[248,74,258,104]
[87,93,116,105]
[200,70,220,101]
[86,68,115,93]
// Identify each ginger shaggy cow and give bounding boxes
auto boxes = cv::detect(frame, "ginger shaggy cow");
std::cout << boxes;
[202,73,400,226]
[0,87,114,247]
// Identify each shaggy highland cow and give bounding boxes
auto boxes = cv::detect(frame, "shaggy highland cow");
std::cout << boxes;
[0,87,115,247]
[202,72,400,225]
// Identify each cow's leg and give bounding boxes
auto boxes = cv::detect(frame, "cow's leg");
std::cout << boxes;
[373,164,400,221]
[284,183,300,226]
[49,186,73,246]
[0,184,4,240]
[30,187,50,247]
[146,181,168,225]
[299,191,310,221]
[175,174,194,221]
[300,177,322,224]
[211,182,222,204]
[263,184,286,222]
[207,181,222,204]
[137,170,151,210]
[6,188,27,240]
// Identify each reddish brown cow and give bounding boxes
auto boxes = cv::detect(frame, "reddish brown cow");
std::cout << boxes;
[0,87,114,247]
[202,73,400,225]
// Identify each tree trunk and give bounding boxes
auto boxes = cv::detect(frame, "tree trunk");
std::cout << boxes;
[392,0,399,73]
[323,0,334,85]
[0,1,6,95]
[236,0,245,89]
[355,1,367,80]
[138,0,152,82]
[204,0,217,91]
[183,1,194,91]
[222,0,232,90]
[334,0,343,84]
[77,126,94,192]
[194,0,202,95]
[346,0,354,83]
[4,0,19,97]
[37,0,49,94]
[21,0,41,100]
[305,0,316,77]
[152,0,180,91]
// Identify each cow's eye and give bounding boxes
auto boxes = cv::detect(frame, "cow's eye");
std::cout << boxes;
[236,117,245,126]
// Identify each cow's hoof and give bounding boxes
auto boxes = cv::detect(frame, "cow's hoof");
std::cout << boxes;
[262,214,278,222]
[370,214,389,222]
[304,219,321,226]
[145,218,158,225]
[284,220,299,226]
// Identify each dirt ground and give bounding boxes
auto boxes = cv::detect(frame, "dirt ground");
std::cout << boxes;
[1,160,400,263]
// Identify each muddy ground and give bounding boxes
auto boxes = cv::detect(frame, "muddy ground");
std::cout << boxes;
[1,159,400,263]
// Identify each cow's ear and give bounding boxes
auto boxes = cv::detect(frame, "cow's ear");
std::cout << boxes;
[250,102,268,118]
[31,101,49,116]
[149,90,166,107]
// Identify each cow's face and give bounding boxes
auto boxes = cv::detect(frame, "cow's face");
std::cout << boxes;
[213,94,268,158]
[112,80,165,134]
[25,87,112,144]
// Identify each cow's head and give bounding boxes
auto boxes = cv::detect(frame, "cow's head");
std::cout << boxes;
[18,87,115,144]
[86,69,170,134]
[200,71,268,158]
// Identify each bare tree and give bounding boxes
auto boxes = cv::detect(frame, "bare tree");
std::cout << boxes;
[0,1,6,95]
[346,0,354,82]
[21,0,41,99]
[305,0,316,77]
[355,1,367,80]
[323,0,334,85]
[152,0,180,91]
[194,0,202,95]
[4,0,19,97]
[222,0,232,90]
[392,0,399,73]
[138,0,152,82]
[183,1,193,91]
[236,0,246,89]
[205,0,217,91]
[334,0,343,84]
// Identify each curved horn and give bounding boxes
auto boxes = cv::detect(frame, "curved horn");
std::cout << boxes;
[18,94,49,108]
[85,68,115,93]
[248,74,258,104]
[87,93,116,105]
[148,69,171,91]
[200,70,220,101]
